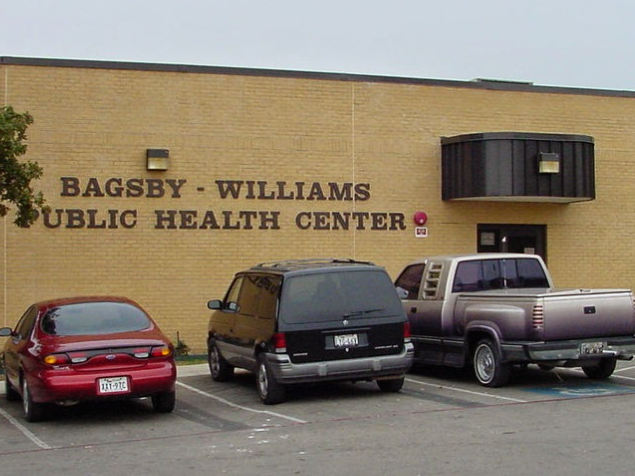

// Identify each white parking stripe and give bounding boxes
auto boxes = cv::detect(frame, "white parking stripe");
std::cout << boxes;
[405,378,528,403]
[614,365,635,373]
[176,381,307,424]
[0,406,52,450]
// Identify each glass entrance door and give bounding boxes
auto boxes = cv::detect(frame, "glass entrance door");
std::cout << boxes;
[477,224,547,262]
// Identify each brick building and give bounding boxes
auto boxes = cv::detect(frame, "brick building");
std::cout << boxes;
[2,57,634,352]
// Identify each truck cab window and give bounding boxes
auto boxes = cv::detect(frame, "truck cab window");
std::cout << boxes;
[395,264,426,299]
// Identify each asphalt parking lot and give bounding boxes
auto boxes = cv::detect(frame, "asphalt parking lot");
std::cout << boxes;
[3,361,635,475]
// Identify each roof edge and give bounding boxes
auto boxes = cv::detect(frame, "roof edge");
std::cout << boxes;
[2,56,635,98]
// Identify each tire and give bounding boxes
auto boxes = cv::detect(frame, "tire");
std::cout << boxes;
[22,378,46,423]
[4,371,20,402]
[473,339,511,388]
[208,342,234,382]
[256,354,285,405]
[376,376,405,392]
[582,358,617,380]
[151,391,176,413]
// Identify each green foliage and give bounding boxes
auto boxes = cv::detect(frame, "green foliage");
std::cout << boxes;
[175,332,191,356]
[0,106,48,227]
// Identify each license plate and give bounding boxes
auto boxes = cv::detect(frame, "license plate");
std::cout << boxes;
[97,376,130,395]
[580,342,606,355]
[334,334,359,348]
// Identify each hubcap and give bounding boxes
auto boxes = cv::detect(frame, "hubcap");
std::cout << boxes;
[22,380,30,416]
[475,345,495,383]
[258,363,268,397]
[210,348,220,376]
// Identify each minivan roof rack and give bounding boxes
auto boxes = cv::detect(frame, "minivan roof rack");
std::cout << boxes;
[253,258,375,270]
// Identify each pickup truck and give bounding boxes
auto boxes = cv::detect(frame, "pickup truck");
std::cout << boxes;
[394,253,635,387]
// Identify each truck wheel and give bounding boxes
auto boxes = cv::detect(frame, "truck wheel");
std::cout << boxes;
[208,342,234,382]
[256,354,285,405]
[473,339,511,388]
[582,358,617,380]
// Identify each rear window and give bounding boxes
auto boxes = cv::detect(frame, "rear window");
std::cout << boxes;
[279,269,403,324]
[452,258,549,292]
[41,302,151,336]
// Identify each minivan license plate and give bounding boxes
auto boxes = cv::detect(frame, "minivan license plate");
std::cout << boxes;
[98,376,130,395]
[334,334,359,348]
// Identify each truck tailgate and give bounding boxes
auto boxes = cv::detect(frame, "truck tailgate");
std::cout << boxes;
[542,289,635,340]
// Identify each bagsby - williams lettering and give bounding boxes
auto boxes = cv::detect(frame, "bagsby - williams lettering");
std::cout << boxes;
[60,177,187,198]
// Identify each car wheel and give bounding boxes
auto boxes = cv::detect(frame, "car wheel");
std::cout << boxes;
[4,370,20,402]
[473,339,511,388]
[256,354,285,405]
[208,342,234,382]
[22,378,45,422]
[376,376,405,392]
[151,391,176,413]
[582,358,617,380]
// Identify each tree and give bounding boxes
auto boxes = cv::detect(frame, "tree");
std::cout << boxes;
[0,106,47,227]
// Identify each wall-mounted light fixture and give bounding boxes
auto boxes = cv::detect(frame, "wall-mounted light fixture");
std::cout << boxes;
[146,149,169,171]
[538,152,560,174]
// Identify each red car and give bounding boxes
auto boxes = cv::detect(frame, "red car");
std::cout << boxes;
[0,296,176,422]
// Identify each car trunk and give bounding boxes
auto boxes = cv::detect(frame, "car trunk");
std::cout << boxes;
[38,334,169,371]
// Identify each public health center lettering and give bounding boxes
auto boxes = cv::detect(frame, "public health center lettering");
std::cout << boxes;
[40,177,407,231]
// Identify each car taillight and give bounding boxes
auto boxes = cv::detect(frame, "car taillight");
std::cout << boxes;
[150,345,172,358]
[43,353,70,365]
[403,321,412,342]
[532,305,545,329]
[272,333,287,353]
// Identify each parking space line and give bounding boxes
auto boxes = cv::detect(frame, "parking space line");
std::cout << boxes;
[0,407,52,450]
[405,378,528,403]
[614,365,635,373]
[567,368,635,383]
[176,381,307,424]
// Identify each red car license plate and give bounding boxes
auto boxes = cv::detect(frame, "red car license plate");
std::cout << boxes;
[97,376,130,395]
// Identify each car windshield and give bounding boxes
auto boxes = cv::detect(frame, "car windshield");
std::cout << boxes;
[40,302,151,336]
[279,269,403,324]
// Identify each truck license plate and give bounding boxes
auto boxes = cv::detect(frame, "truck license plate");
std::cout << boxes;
[580,342,606,355]
[334,334,359,348]
[97,376,130,395]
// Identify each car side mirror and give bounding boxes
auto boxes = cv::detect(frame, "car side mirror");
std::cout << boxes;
[0,327,13,337]
[395,286,409,300]
[207,299,223,310]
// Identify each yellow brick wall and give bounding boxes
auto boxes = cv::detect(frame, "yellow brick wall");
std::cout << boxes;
[2,62,635,353]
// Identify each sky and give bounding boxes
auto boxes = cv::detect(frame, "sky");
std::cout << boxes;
[2,0,634,91]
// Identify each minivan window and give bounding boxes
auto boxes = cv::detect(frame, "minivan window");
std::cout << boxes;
[279,270,403,324]
[41,302,151,336]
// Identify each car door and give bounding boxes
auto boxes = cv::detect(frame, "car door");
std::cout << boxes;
[3,306,39,389]
[232,273,280,369]
[212,276,243,365]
